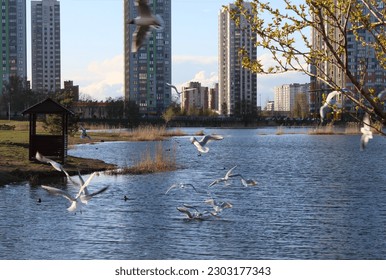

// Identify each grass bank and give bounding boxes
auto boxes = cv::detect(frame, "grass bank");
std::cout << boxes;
[0,121,182,186]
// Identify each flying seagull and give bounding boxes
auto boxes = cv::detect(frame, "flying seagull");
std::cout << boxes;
[204,198,233,214]
[360,112,373,151]
[41,183,89,213]
[80,125,91,140]
[241,178,258,187]
[74,171,109,204]
[190,134,224,153]
[320,90,339,122]
[128,0,163,52]
[165,183,199,194]
[208,165,242,187]
[35,151,77,184]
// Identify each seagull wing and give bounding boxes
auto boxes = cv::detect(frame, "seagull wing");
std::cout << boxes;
[132,25,150,52]
[41,185,75,202]
[176,207,193,219]
[325,91,339,105]
[200,134,224,145]
[166,83,180,95]
[165,184,178,194]
[362,113,371,131]
[191,138,209,153]
[35,151,62,172]
[224,165,238,179]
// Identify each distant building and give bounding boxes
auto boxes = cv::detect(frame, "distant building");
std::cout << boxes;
[31,0,61,93]
[62,80,79,101]
[181,82,209,113]
[208,83,219,112]
[124,0,172,115]
[218,2,257,116]
[0,0,27,92]
[266,101,274,112]
[274,83,310,113]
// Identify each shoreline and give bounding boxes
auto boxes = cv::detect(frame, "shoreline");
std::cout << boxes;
[0,155,117,187]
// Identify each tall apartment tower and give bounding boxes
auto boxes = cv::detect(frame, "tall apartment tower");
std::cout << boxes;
[31,0,61,93]
[310,0,386,115]
[218,2,257,116]
[0,0,27,92]
[124,0,171,115]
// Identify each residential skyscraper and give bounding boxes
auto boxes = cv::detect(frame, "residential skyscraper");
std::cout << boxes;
[310,0,386,115]
[218,2,257,116]
[1,0,27,92]
[31,0,61,93]
[124,0,171,115]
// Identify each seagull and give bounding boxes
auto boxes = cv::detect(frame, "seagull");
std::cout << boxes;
[190,134,224,153]
[165,183,199,194]
[41,183,89,213]
[208,165,242,187]
[204,198,233,214]
[176,205,217,220]
[320,90,339,122]
[35,151,77,184]
[128,0,163,52]
[75,172,109,204]
[360,112,373,151]
[80,125,91,140]
[176,206,203,220]
[240,178,258,187]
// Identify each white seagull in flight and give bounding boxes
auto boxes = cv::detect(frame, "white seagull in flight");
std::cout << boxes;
[128,0,163,52]
[190,134,224,153]
[35,151,76,184]
[360,112,373,151]
[320,90,339,122]
[41,172,108,212]
[208,165,241,187]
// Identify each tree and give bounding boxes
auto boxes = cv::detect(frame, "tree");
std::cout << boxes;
[229,0,386,129]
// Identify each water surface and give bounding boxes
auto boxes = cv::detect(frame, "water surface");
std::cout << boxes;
[1,127,386,259]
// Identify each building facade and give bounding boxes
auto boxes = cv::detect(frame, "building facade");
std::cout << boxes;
[124,0,171,115]
[1,0,27,92]
[218,2,257,116]
[274,83,310,113]
[310,0,386,115]
[31,0,61,93]
[180,82,209,113]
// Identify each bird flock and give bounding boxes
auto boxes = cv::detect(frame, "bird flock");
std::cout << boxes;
[166,165,258,220]
[36,151,109,214]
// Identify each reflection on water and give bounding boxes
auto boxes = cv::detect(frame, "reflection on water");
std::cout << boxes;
[1,127,386,260]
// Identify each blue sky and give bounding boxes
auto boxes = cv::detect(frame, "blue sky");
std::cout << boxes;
[27,0,309,105]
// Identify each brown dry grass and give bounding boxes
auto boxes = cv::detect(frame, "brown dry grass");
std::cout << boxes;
[107,142,178,175]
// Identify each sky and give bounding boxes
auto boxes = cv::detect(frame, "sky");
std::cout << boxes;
[26,0,309,106]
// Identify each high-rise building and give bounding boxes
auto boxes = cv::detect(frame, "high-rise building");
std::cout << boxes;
[31,0,61,93]
[0,0,27,92]
[310,0,386,115]
[124,0,171,115]
[218,2,257,116]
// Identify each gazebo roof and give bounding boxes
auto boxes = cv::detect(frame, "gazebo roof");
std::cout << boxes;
[22,97,74,115]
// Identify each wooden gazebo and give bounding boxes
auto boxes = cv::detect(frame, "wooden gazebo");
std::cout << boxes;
[22,98,74,163]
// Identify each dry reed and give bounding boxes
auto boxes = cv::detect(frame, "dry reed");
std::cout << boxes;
[107,142,178,175]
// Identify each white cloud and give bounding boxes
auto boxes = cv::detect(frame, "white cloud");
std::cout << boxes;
[176,70,218,90]
[75,54,124,101]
